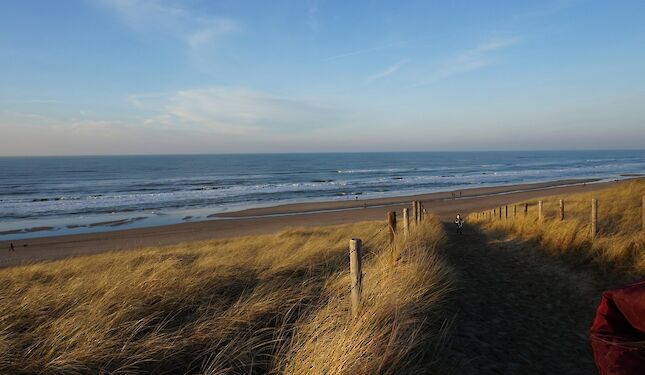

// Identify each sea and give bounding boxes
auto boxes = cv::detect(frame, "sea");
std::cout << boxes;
[1,150,644,240]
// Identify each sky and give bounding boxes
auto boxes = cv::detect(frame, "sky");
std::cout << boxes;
[1,0,644,156]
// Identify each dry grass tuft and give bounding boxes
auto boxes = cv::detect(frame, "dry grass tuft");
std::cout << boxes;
[0,219,451,374]
[280,216,452,374]
[468,179,645,275]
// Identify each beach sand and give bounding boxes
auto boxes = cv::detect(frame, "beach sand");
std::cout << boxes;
[0,178,630,267]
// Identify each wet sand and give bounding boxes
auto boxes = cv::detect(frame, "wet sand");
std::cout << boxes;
[0,178,629,268]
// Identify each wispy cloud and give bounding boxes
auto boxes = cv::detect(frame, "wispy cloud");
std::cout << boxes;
[134,87,343,135]
[98,0,239,51]
[187,19,239,49]
[367,60,409,82]
[511,0,577,23]
[324,39,419,61]
[0,99,60,104]
[413,36,520,87]
[29,99,59,104]
[307,0,320,33]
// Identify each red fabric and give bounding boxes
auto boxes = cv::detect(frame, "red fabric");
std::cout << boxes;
[590,279,645,375]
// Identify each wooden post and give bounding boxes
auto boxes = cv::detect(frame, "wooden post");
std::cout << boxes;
[387,211,397,243]
[524,203,528,216]
[559,199,564,221]
[538,201,544,222]
[591,199,598,239]
[402,207,410,237]
[498,207,502,220]
[513,205,517,217]
[413,201,417,224]
[410,201,416,225]
[642,196,645,233]
[349,239,363,316]
[505,205,508,221]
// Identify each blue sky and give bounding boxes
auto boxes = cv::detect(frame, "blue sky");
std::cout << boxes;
[1,0,644,155]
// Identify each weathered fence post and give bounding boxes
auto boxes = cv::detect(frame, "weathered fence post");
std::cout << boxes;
[387,211,397,243]
[538,201,544,222]
[513,205,517,217]
[642,196,645,233]
[505,205,508,221]
[498,207,502,220]
[349,239,363,316]
[411,201,417,225]
[559,199,565,221]
[402,207,410,237]
[591,198,598,239]
[524,203,529,216]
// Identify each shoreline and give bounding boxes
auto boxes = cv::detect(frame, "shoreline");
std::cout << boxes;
[0,177,636,268]
[211,178,602,218]
[1,178,607,240]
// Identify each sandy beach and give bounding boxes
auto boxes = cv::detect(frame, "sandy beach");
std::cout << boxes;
[0,178,631,267]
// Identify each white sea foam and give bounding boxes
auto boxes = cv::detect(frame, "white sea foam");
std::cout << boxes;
[1,151,644,237]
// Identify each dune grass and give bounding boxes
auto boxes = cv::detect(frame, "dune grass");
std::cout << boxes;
[0,218,451,374]
[468,179,645,275]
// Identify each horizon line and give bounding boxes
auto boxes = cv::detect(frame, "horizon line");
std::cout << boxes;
[1,148,644,158]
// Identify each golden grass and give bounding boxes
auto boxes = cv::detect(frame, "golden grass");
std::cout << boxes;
[468,179,645,275]
[0,218,451,374]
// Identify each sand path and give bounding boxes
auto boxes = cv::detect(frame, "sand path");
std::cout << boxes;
[438,223,619,374]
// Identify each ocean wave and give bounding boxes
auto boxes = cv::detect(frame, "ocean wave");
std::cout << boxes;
[2,153,644,222]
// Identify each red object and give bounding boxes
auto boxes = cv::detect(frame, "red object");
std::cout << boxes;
[590,279,645,374]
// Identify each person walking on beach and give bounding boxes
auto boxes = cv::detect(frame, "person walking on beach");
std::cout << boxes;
[9,242,15,251]
[455,214,464,234]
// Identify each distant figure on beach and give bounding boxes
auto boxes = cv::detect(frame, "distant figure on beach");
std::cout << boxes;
[9,242,15,251]
[455,214,464,234]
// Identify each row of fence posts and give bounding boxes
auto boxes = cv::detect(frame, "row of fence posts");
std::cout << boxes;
[473,196,645,240]
[349,200,428,316]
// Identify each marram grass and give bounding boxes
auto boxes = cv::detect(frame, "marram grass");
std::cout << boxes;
[469,179,645,275]
[0,218,451,374]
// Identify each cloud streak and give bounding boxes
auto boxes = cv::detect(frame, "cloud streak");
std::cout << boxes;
[413,36,520,87]
[324,39,420,61]
[307,0,320,33]
[135,87,343,135]
[98,0,239,51]
[367,60,409,82]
